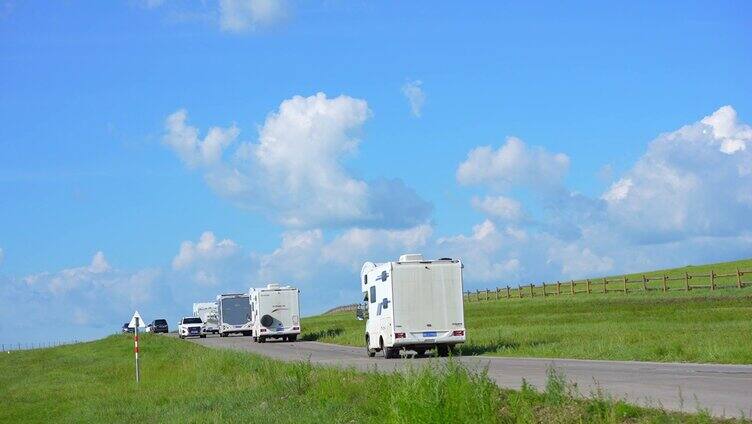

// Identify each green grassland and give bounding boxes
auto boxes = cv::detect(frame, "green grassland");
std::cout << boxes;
[302,258,752,364]
[0,334,743,423]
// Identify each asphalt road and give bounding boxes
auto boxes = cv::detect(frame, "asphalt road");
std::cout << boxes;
[187,335,752,418]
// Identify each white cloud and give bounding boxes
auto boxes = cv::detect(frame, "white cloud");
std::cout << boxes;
[457,136,570,192]
[219,0,288,32]
[442,106,752,287]
[172,231,240,270]
[602,105,752,242]
[23,251,112,295]
[171,231,242,286]
[164,109,239,169]
[472,195,524,221]
[547,245,614,277]
[323,224,433,268]
[401,80,425,117]
[700,105,752,154]
[164,93,431,229]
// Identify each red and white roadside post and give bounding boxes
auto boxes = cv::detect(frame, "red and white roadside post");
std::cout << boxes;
[129,310,144,383]
[134,317,140,383]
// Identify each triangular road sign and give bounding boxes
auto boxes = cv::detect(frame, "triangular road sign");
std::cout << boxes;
[128,310,146,328]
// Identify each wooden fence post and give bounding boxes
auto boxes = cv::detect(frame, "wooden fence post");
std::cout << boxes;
[557,281,561,295]
[603,278,608,293]
[542,282,547,297]
[570,280,575,295]
[530,283,535,297]
[737,268,743,289]
[642,275,647,291]
[662,275,667,292]
[506,285,510,299]
[710,270,715,290]
[476,289,481,301]
[586,279,591,294]
[685,272,690,291]
[623,275,628,293]
[495,287,500,300]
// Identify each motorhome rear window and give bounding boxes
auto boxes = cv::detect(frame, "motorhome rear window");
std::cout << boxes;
[222,297,250,325]
[183,317,202,324]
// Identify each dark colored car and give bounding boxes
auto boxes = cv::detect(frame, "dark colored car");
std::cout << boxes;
[121,322,134,333]
[148,319,169,334]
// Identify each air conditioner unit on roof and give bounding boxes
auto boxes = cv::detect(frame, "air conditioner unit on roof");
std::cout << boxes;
[399,253,424,262]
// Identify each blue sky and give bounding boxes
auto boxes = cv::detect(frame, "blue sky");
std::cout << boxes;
[1,0,751,344]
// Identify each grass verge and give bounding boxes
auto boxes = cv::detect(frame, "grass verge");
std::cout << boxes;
[0,334,745,423]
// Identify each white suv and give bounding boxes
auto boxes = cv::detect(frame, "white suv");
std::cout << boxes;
[178,317,206,339]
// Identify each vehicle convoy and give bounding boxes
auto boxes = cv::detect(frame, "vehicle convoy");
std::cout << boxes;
[148,319,169,334]
[217,293,252,337]
[193,302,219,334]
[249,283,301,343]
[178,316,205,339]
[360,254,466,358]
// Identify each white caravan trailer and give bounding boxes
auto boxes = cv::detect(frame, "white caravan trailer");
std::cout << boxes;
[361,254,466,358]
[216,293,252,337]
[193,302,219,334]
[249,284,301,343]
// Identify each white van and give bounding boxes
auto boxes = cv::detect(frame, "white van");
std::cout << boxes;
[193,302,219,334]
[249,284,301,343]
[361,254,466,358]
[216,293,252,337]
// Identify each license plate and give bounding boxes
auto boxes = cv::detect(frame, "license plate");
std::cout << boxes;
[423,332,437,337]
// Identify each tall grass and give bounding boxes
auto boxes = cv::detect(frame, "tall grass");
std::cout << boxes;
[0,335,743,423]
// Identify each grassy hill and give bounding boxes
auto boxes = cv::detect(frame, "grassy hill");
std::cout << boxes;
[302,258,752,364]
[0,334,742,423]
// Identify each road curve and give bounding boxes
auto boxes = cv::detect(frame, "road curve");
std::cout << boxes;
[187,335,752,418]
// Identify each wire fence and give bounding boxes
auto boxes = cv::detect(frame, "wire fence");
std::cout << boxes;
[2,339,83,352]
[464,268,752,302]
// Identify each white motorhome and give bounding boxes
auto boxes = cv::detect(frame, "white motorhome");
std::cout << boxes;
[216,293,252,337]
[249,284,301,343]
[361,254,466,358]
[193,302,219,334]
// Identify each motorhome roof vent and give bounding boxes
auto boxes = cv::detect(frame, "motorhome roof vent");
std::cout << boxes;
[266,283,281,289]
[399,253,424,262]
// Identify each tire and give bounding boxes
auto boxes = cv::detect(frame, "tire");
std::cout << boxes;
[437,345,450,357]
[289,334,297,342]
[260,315,274,327]
[414,348,426,357]
[259,337,266,343]
[381,337,397,359]
[253,337,258,342]
[200,335,206,338]
[366,336,376,357]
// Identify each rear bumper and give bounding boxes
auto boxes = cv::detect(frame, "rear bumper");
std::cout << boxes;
[392,331,465,347]
[258,329,300,337]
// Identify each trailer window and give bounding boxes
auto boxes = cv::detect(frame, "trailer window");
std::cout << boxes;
[369,286,376,304]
